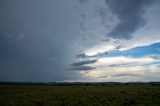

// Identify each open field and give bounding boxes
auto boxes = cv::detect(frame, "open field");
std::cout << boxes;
[0,84,160,106]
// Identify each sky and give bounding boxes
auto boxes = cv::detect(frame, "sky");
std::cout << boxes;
[0,0,160,82]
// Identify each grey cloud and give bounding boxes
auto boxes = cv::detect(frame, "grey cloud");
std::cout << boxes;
[109,64,120,67]
[68,66,95,71]
[101,38,110,42]
[78,0,89,4]
[71,59,97,66]
[113,73,141,77]
[115,45,123,50]
[0,0,84,82]
[77,45,124,59]
[109,63,136,67]
[76,53,88,58]
[149,55,160,60]
[94,75,108,78]
[69,59,97,71]
[109,62,146,67]
[94,51,109,57]
[16,33,25,40]
[97,7,108,27]
[80,22,86,31]
[105,0,153,39]
[0,0,159,82]
[76,51,108,58]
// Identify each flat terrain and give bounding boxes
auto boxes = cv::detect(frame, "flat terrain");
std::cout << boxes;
[0,84,160,106]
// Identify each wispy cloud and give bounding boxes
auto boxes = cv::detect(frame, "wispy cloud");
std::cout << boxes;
[69,59,97,71]
[68,66,95,71]
[149,55,160,60]
[71,59,97,66]
[78,55,160,81]
[113,73,141,77]
[91,56,157,68]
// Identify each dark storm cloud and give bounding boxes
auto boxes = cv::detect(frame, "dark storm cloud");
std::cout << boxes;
[97,7,111,29]
[105,0,153,39]
[0,33,69,82]
[68,66,95,71]
[71,59,97,66]
[0,0,82,82]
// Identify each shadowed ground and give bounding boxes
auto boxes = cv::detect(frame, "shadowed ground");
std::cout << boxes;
[0,84,160,106]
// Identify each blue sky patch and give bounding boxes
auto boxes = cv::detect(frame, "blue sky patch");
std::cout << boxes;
[106,42,160,58]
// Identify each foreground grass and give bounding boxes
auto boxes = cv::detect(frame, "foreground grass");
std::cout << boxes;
[0,85,160,106]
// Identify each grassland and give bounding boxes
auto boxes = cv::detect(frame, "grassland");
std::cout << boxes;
[0,84,160,106]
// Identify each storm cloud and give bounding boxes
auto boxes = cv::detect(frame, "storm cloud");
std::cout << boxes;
[0,0,159,82]
[0,0,83,82]
[105,0,153,39]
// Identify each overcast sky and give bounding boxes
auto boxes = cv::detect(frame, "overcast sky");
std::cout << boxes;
[0,0,160,82]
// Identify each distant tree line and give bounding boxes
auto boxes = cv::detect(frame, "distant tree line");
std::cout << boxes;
[0,81,160,86]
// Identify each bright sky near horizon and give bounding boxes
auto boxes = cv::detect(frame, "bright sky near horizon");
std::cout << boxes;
[0,0,160,82]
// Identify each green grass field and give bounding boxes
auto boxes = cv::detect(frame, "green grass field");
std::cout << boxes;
[0,84,160,106]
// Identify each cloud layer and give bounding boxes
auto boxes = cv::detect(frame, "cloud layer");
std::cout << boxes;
[105,0,153,39]
[0,0,160,82]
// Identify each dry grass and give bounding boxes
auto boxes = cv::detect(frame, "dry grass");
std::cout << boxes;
[0,84,160,106]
